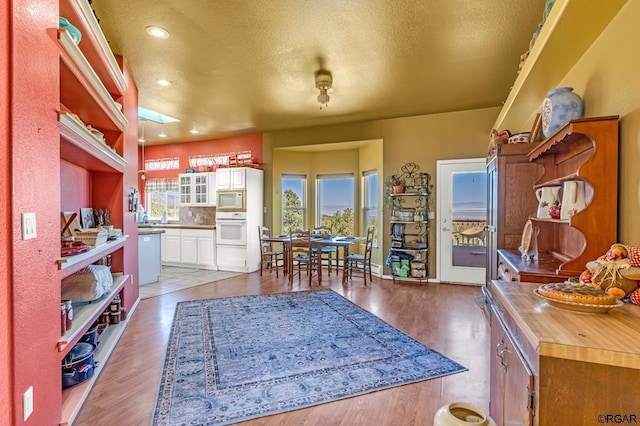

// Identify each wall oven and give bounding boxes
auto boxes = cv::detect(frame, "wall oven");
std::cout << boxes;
[216,211,247,246]
[216,190,246,212]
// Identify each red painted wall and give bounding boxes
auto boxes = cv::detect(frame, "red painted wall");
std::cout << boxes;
[11,0,62,424]
[60,160,91,213]
[138,133,263,190]
[119,58,139,308]
[1,1,13,424]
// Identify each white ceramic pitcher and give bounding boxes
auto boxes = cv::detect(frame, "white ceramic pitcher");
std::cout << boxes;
[560,180,586,219]
[535,186,560,218]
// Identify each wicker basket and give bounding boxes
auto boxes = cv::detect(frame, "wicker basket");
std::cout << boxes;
[73,228,108,247]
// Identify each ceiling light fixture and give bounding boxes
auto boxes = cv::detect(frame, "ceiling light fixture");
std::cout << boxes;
[146,26,170,39]
[158,125,167,138]
[138,119,147,180]
[315,69,332,110]
[190,124,199,134]
[157,79,172,86]
[138,118,146,143]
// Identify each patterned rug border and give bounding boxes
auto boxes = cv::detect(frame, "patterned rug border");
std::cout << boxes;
[152,289,467,425]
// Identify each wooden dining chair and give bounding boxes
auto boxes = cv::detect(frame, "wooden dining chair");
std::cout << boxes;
[343,227,374,286]
[258,226,284,277]
[289,229,319,286]
[312,226,338,275]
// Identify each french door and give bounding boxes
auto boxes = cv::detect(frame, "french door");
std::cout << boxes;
[436,159,487,285]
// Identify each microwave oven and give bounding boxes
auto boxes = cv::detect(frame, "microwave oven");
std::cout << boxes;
[216,189,246,211]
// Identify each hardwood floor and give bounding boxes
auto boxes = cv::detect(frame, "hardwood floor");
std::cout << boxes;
[75,272,490,426]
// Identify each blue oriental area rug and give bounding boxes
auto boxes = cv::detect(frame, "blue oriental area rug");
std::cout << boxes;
[152,290,467,425]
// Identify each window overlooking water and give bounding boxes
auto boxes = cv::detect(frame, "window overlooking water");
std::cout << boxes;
[316,174,355,237]
[451,171,487,251]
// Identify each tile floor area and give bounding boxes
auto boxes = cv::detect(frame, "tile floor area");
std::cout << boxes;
[139,266,242,299]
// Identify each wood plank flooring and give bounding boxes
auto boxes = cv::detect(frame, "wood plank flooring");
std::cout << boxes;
[74,272,490,426]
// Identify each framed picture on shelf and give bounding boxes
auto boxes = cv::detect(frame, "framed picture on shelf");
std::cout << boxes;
[530,113,543,143]
[80,207,94,229]
[61,211,82,236]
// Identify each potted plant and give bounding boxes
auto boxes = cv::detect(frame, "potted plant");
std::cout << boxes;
[384,174,406,208]
[389,174,406,194]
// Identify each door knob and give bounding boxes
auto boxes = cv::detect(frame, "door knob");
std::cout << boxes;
[442,227,450,232]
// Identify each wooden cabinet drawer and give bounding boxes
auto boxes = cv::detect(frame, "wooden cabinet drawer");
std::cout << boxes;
[498,252,519,282]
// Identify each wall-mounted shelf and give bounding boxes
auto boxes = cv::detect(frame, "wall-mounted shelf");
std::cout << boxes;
[58,273,129,352]
[60,111,127,172]
[58,236,129,274]
[59,29,127,132]
[60,293,137,426]
[59,0,127,94]
[493,0,628,132]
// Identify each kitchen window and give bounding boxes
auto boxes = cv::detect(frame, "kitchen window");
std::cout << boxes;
[363,170,378,246]
[316,173,354,237]
[145,178,179,221]
[282,174,306,232]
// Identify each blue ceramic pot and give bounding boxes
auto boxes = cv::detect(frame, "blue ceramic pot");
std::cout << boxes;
[541,87,584,137]
[59,17,82,45]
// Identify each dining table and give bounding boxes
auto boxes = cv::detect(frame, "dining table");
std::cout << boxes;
[262,235,364,285]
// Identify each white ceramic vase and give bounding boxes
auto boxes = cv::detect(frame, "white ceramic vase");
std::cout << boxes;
[433,402,496,426]
[560,180,586,220]
[541,87,584,137]
[535,186,560,218]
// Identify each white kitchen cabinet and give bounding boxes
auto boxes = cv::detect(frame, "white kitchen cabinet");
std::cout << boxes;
[158,227,217,270]
[180,233,198,264]
[163,229,182,263]
[216,168,245,190]
[216,245,247,270]
[197,233,216,267]
[179,172,216,206]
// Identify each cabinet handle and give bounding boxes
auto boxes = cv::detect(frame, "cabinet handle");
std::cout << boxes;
[496,341,508,369]
[499,348,508,368]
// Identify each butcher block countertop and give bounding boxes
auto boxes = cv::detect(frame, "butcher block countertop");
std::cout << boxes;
[490,280,640,370]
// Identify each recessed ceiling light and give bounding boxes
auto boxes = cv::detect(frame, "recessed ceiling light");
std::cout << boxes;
[157,79,172,86]
[158,131,167,138]
[146,26,170,39]
[190,129,199,134]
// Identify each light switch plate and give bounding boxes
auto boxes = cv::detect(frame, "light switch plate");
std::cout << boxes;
[21,213,37,240]
[23,386,33,421]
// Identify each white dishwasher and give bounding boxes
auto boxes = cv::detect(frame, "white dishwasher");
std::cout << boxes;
[138,231,162,285]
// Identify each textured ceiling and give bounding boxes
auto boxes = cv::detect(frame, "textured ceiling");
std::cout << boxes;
[91,0,546,145]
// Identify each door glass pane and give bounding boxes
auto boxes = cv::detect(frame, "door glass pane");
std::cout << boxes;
[451,172,487,267]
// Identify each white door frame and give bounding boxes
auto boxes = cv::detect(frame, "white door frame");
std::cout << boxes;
[436,158,486,285]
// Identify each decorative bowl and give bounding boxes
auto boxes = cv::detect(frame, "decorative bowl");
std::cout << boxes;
[59,17,82,45]
[508,132,531,144]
